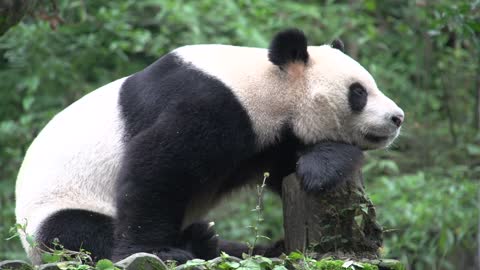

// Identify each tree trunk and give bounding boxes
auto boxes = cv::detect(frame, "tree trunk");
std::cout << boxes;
[282,172,382,260]
[0,0,37,35]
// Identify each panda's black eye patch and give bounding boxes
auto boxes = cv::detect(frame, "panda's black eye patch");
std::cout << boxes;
[348,83,367,112]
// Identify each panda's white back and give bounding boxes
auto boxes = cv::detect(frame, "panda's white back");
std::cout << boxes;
[15,77,127,250]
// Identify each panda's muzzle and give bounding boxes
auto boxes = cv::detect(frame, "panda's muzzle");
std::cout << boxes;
[365,109,404,144]
[364,132,390,143]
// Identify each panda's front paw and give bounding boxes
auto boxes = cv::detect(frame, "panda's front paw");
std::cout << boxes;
[152,247,194,264]
[263,239,285,257]
[296,142,364,193]
[297,157,344,192]
[181,221,219,260]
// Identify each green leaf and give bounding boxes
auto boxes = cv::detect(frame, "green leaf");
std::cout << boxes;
[26,234,37,247]
[95,259,115,270]
[466,144,480,155]
[220,251,230,259]
[41,253,62,263]
[185,259,206,267]
[240,259,261,270]
[364,0,376,11]
[287,251,303,260]
[256,256,272,265]
[22,96,35,111]
[225,261,240,268]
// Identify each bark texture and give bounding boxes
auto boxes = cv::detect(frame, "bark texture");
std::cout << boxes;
[282,172,382,260]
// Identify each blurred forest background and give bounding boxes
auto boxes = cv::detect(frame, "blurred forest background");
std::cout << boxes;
[0,1,479,270]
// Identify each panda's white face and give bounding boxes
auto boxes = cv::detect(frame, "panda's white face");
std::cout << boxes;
[292,45,404,150]
[175,30,403,149]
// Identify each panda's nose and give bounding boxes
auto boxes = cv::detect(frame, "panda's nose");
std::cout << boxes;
[391,114,404,127]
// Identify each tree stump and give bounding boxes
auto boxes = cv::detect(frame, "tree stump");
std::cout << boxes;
[282,171,383,260]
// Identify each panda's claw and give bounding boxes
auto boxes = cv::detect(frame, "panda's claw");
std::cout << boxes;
[181,221,219,260]
[151,247,194,264]
[263,239,285,257]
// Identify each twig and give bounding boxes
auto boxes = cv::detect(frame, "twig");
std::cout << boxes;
[248,172,269,256]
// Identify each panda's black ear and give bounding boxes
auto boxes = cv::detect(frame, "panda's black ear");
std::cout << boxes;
[268,29,309,68]
[331,39,345,52]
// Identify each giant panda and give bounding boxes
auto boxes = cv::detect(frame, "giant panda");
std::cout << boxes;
[15,29,404,264]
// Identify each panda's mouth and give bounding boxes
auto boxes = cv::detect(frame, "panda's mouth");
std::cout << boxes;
[364,133,390,143]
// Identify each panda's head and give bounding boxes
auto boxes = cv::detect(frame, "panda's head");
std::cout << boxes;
[269,29,404,150]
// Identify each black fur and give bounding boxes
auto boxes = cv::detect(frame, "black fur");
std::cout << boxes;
[180,221,285,260]
[119,53,196,139]
[37,209,114,262]
[114,53,300,263]
[296,142,364,192]
[268,28,309,68]
[348,82,368,112]
[331,39,345,52]
[181,222,219,260]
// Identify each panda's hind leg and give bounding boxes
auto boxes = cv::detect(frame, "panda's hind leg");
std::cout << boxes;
[181,222,219,259]
[36,209,114,262]
[181,221,284,259]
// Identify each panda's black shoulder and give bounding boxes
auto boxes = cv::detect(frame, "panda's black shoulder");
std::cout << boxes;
[118,53,179,138]
[118,51,254,141]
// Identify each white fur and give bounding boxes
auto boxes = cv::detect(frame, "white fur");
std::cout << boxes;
[296,46,404,149]
[175,44,403,149]
[15,77,127,260]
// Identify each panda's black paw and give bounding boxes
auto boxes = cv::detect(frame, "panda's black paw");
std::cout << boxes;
[152,247,194,264]
[243,239,284,257]
[263,239,285,257]
[181,221,219,260]
[296,142,364,193]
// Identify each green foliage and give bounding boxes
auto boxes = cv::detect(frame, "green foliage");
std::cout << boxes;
[285,252,379,270]
[7,222,119,270]
[180,254,284,270]
[95,259,117,270]
[370,172,478,270]
[209,191,283,246]
[0,1,478,270]
[171,251,380,270]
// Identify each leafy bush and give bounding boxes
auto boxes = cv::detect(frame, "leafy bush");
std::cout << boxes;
[370,171,478,270]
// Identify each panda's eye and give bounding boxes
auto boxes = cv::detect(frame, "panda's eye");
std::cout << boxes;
[348,82,367,112]
[351,83,366,96]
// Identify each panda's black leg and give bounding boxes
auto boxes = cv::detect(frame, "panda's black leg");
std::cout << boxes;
[218,239,285,258]
[112,196,194,263]
[181,222,219,259]
[113,192,194,263]
[296,142,364,193]
[181,221,284,259]
[112,127,197,263]
[36,209,114,262]
[179,172,289,260]
[113,74,259,262]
